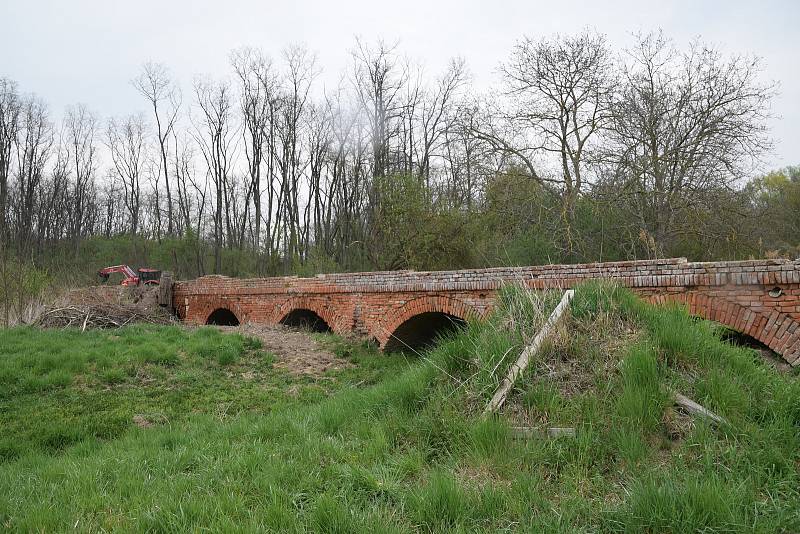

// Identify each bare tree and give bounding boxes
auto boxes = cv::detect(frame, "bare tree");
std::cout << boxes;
[464,91,548,192]
[502,31,614,219]
[193,77,236,273]
[305,99,333,254]
[0,30,787,276]
[64,104,98,254]
[322,86,369,268]
[13,96,53,251]
[106,114,147,235]
[0,79,21,243]
[274,45,317,267]
[603,31,775,251]
[37,130,72,248]
[416,58,468,187]
[172,129,196,236]
[231,47,282,253]
[444,100,497,209]
[351,38,407,180]
[133,63,181,236]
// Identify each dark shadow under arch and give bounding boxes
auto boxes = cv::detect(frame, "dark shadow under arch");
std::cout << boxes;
[280,309,332,333]
[719,327,792,371]
[720,327,771,351]
[206,308,240,326]
[384,312,466,353]
[647,291,799,366]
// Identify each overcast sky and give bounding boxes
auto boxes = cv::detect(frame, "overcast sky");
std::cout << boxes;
[1,0,797,170]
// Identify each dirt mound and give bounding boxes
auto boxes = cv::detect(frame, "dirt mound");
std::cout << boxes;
[35,285,174,329]
[219,323,353,376]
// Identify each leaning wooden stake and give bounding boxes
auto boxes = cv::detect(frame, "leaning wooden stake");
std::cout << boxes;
[485,289,575,415]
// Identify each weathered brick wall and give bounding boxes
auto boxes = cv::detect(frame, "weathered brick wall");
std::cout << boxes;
[173,258,800,365]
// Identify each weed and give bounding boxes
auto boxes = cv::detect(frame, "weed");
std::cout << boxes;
[100,367,127,385]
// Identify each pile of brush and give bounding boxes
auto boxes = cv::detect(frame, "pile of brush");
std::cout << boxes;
[34,302,174,330]
[32,284,174,330]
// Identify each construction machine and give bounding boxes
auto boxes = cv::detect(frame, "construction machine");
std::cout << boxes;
[97,265,162,286]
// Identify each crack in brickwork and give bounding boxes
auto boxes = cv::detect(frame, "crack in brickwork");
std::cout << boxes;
[172,258,800,365]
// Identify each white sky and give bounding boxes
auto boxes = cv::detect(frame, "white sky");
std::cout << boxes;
[1,0,797,170]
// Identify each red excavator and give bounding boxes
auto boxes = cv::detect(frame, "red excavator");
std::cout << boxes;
[97,265,162,286]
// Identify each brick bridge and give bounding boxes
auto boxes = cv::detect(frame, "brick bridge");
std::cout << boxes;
[171,258,800,366]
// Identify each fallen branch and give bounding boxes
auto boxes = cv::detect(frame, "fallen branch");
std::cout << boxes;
[511,426,576,439]
[485,289,575,414]
[673,391,728,426]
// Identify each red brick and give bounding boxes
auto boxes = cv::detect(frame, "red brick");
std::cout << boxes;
[173,258,800,366]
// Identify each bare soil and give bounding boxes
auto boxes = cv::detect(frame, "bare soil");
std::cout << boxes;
[754,347,793,373]
[218,323,353,376]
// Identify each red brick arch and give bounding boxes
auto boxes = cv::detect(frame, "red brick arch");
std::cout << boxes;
[172,258,800,365]
[373,295,481,349]
[274,297,344,334]
[647,292,800,364]
[198,297,247,325]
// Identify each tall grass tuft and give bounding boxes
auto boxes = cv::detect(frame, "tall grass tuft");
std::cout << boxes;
[310,494,358,534]
[411,471,470,531]
[608,474,750,532]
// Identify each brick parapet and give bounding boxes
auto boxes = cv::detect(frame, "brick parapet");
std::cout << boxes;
[174,258,800,296]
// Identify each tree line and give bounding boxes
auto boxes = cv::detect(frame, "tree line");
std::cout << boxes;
[0,30,797,286]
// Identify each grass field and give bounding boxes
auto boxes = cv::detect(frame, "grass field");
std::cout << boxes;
[1,284,799,532]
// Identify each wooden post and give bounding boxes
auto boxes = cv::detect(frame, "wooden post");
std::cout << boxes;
[485,289,575,415]
[158,271,174,309]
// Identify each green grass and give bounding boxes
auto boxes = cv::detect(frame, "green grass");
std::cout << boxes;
[1,283,799,532]
[0,325,406,463]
